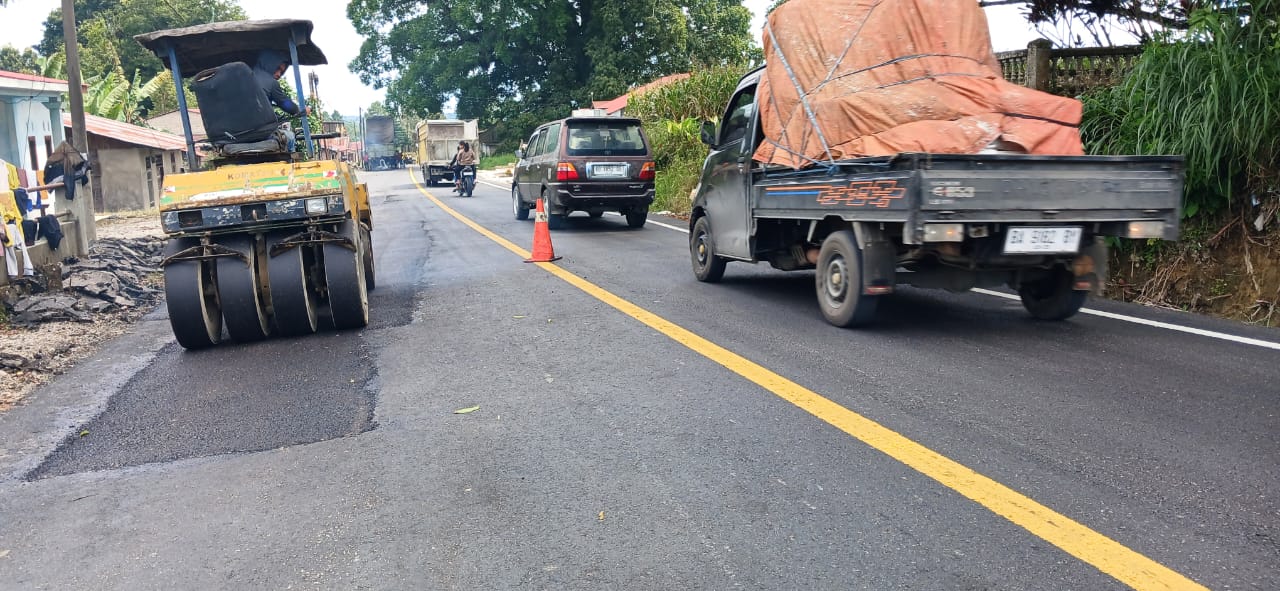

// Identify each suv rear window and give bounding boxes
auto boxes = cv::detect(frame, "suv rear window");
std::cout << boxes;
[565,121,647,156]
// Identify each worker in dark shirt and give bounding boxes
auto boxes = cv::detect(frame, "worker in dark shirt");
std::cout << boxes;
[253,50,309,150]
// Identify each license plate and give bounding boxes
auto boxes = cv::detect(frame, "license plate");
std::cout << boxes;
[590,164,628,178]
[1003,226,1083,254]
[462,170,474,177]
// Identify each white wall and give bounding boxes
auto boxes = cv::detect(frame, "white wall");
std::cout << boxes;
[3,97,55,171]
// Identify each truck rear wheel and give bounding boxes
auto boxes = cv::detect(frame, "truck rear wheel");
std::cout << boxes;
[163,238,223,349]
[324,220,370,330]
[1018,267,1086,321]
[215,234,271,342]
[690,216,727,282]
[815,230,879,327]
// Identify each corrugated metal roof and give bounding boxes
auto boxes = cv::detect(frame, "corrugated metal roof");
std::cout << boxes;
[592,72,691,115]
[62,113,188,151]
[0,69,68,86]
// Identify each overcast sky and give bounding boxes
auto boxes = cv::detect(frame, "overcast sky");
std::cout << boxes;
[0,0,1115,117]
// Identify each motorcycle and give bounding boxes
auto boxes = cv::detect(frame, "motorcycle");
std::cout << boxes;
[457,165,476,197]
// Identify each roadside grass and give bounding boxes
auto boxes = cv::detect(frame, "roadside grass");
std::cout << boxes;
[480,153,517,170]
[654,157,701,216]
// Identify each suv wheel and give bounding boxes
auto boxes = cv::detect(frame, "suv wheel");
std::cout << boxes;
[625,208,648,229]
[513,185,530,220]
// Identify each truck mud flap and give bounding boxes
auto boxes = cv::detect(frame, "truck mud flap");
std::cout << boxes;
[852,222,896,295]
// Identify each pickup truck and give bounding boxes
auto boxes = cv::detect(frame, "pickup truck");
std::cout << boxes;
[689,66,1185,327]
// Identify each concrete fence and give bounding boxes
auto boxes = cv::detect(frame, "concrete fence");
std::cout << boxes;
[997,39,1145,97]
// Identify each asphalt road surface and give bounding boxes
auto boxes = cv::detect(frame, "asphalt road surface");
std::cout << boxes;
[0,169,1276,590]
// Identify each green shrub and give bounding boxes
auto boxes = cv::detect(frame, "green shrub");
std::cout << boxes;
[632,66,749,215]
[1080,1,1280,218]
[628,66,745,123]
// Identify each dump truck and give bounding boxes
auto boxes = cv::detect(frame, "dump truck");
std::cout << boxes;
[416,119,479,185]
[363,115,401,170]
[689,0,1184,327]
[136,19,374,349]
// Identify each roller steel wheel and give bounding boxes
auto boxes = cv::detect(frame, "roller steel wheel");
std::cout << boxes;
[324,220,370,330]
[815,230,879,327]
[267,231,319,336]
[162,238,223,349]
[361,224,376,292]
[215,235,270,342]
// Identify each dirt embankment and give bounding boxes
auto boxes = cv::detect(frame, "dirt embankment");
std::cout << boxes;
[1108,207,1280,326]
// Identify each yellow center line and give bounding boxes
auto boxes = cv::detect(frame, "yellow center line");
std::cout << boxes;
[407,170,1208,591]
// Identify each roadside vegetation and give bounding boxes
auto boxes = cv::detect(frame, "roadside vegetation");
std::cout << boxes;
[479,153,517,170]
[628,66,745,215]
[1079,0,1280,324]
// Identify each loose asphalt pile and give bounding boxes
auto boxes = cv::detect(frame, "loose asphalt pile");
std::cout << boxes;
[1,237,164,371]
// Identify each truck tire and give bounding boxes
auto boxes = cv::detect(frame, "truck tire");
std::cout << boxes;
[1018,267,1086,321]
[690,216,727,282]
[513,186,530,220]
[815,230,879,327]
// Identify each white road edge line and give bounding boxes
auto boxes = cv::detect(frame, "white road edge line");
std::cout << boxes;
[971,288,1280,350]
[481,172,1278,350]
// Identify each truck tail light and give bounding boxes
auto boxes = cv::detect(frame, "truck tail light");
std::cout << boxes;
[638,161,656,181]
[556,162,579,181]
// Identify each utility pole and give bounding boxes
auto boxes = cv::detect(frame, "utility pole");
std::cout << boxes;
[61,0,95,253]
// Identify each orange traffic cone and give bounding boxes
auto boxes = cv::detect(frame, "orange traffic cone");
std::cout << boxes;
[524,198,561,263]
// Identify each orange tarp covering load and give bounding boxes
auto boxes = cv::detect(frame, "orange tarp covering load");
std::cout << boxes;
[753,0,1084,168]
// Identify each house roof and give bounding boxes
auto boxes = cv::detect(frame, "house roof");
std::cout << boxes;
[592,95,629,115]
[62,113,189,151]
[592,72,692,115]
[145,108,207,140]
[0,69,69,96]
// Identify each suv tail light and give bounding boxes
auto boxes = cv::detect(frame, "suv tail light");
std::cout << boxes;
[556,162,579,181]
[638,161,656,181]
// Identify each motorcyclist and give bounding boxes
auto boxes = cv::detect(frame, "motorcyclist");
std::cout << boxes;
[452,141,477,193]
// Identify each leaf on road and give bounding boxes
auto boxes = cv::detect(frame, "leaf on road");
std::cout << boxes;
[598,511,605,521]
[79,429,89,437]
[454,406,480,414]
[0,549,10,558]
[513,315,526,319]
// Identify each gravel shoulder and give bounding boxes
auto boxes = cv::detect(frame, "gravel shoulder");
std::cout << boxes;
[0,213,165,411]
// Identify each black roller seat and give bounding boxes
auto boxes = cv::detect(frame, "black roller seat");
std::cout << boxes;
[190,62,285,153]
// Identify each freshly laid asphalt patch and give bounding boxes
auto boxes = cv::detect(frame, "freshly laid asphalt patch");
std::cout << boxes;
[27,330,377,480]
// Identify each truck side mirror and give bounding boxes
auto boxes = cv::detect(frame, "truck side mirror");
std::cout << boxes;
[700,121,717,146]
[515,149,524,159]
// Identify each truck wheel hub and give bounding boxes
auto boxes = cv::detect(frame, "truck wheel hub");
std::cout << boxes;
[825,258,848,301]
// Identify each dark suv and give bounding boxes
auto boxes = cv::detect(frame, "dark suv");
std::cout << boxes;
[511,116,656,229]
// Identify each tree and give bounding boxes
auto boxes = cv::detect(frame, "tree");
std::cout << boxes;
[0,46,40,75]
[40,0,246,82]
[347,0,754,149]
[974,0,1274,44]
